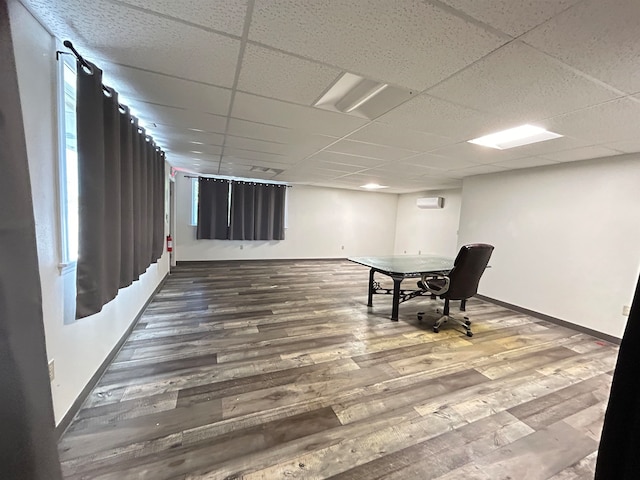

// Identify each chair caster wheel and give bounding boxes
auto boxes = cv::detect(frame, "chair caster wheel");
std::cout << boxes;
[464,319,471,326]
[433,327,439,333]
[417,313,423,322]
[466,331,473,337]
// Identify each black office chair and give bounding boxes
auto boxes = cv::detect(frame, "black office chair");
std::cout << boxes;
[417,243,494,337]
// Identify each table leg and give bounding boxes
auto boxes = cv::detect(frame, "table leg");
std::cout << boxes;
[367,268,375,307]
[390,275,402,321]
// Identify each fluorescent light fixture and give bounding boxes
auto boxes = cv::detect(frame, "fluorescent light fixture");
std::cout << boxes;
[360,183,388,190]
[468,124,563,150]
[344,83,389,112]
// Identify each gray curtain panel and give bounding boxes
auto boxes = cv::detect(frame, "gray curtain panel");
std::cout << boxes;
[230,181,286,240]
[76,61,165,318]
[75,60,110,319]
[119,105,135,288]
[197,177,230,239]
[0,0,63,476]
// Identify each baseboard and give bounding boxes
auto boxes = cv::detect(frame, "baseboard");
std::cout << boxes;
[476,294,621,345]
[176,257,348,265]
[54,273,169,439]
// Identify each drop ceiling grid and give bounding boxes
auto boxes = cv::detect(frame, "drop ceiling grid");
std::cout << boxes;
[20,0,640,192]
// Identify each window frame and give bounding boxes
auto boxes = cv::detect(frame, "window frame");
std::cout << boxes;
[56,48,78,271]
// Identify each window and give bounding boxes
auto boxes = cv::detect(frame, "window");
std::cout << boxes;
[58,53,78,264]
[190,177,199,226]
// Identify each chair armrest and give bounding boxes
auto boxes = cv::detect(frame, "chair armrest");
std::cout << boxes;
[420,274,450,295]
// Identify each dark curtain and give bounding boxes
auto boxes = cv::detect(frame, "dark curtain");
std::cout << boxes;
[75,61,165,318]
[119,106,134,288]
[595,273,640,478]
[229,181,286,240]
[0,0,63,476]
[197,178,230,239]
[75,60,110,319]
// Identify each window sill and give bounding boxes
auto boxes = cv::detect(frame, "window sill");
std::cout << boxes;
[58,261,77,275]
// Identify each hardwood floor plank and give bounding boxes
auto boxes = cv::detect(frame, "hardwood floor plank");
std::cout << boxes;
[58,260,618,480]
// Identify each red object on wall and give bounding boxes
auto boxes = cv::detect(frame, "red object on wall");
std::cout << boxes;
[166,235,173,252]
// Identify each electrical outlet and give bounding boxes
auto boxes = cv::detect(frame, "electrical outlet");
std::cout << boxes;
[623,305,631,316]
[418,250,421,255]
[341,245,344,250]
[48,359,55,382]
[240,244,243,250]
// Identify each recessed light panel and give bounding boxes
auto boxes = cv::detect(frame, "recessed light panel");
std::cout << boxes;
[468,124,563,150]
[360,183,388,190]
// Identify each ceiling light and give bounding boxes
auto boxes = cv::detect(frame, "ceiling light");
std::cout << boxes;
[343,83,389,112]
[190,150,203,154]
[468,124,563,150]
[360,183,388,190]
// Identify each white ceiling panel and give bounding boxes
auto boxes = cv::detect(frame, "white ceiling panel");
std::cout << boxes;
[238,44,342,104]
[544,98,640,144]
[440,0,583,37]
[223,148,300,164]
[426,142,529,165]
[232,92,368,136]
[326,140,418,161]
[538,145,624,163]
[378,94,508,141]
[492,156,559,170]
[131,103,227,134]
[249,0,508,91]
[523,0,640,94]
[28,0,640,192]
[307,151,387,168]
[101,63,232,115]
[23,0,240,87]
[345,122,454,152]
[226,118,338,147]
[115,0,248,36]
[428,41,619,121]
[447,164,509,178]
[402,152,479,171]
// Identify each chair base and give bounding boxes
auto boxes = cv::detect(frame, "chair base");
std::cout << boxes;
[417,310,473,337]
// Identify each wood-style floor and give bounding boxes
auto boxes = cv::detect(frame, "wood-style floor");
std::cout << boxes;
[58,260,618,479]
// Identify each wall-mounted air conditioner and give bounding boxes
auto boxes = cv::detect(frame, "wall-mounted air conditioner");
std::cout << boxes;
[416,197,444,209]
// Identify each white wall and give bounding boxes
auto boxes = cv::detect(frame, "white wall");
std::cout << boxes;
[458,156,640,338]
[393,189,462,257]
[175,174,398,260]
[10,0,169,424]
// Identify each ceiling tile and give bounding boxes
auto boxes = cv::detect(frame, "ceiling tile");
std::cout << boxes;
[428,41,619,122]
[378,94,507,141]
[102,63,232,115]
[326,139,418,161]
[249,0,508,91]
[402,152,478,171]
[440,0,582,37]
[130,102,227,133]
[232,92,367,136]
[345,122,454,152]
[23,0,240,87]
[604,139,640,154]
[223,148,300,164]
[426,141,529,165]
[544,97,640,144]
[165,142,223,156]
[523,0,640,94]
[538,145,624,163]
[492,156,559,169]
[115,0,248,36]
[307,151,386,168]
[238,44,342,104]
[448,164,509,178]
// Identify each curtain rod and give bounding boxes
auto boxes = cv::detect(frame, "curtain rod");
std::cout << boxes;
[185,175,292,187]
[56,40,127,112]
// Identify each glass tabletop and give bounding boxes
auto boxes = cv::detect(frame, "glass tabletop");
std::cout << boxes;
[348,255,454,276]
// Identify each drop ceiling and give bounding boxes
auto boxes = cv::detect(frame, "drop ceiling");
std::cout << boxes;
[21,0,640,193]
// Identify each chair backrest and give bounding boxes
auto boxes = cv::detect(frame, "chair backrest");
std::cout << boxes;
[444,243,494,300]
